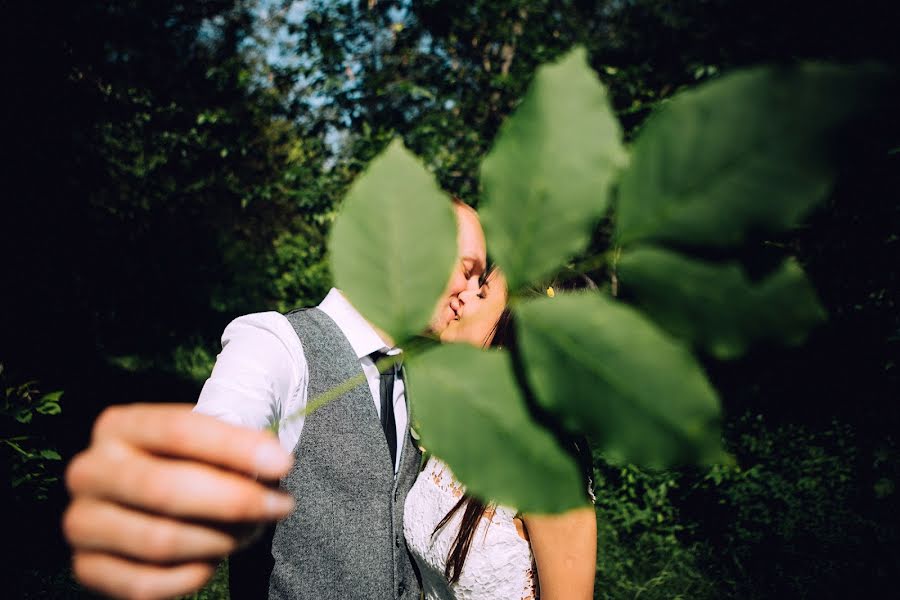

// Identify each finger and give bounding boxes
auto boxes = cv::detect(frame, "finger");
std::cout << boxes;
[63,498,247,562]
[67,441,295,521]
[92,404,291,480]
[72,551,215,600]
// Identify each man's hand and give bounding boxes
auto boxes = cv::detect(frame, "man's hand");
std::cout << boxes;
[63,404,294,600]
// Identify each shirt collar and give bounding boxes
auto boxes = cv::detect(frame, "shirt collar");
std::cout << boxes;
[318,288,392,359]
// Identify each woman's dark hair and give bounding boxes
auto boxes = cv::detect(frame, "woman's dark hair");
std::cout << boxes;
[432,267,595,584]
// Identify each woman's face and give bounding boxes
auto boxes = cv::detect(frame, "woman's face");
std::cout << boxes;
[439,268,508,347]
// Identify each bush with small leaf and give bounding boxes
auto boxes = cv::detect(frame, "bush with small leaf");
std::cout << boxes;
[0,363,64,502]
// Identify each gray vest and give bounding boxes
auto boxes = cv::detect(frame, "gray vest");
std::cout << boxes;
[268,308,422,600]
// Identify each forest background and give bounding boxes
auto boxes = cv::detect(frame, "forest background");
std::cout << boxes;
[1,1,898,598]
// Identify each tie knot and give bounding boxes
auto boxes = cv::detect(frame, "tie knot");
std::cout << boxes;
[370,350,402,375]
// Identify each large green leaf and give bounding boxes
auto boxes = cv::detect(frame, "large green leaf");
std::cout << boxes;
[616,64,888,246]
[329,139,458,341]
[618,247,826,359]
[480,46,627,292]
[516,292,724,468]
[407,343,588,513]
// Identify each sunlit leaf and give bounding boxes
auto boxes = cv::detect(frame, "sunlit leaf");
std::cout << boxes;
[36,391,64,415]
[480,46,627,291]
[39,449,62,461]
[618,247,826,359]
[516,292,725,468]
[35,402,61,416]
[408,344,588,513]
[39,390,63,402]
[329,139,458,340]
[617,63,889,246]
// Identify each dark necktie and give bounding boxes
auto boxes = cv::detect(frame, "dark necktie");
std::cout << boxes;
[371,351,400,468]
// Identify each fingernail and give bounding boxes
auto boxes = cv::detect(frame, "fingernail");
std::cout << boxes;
[265,492,295,517]
[255,441,292,477]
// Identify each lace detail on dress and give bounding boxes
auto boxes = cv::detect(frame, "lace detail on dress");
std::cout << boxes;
[404,457,537,600]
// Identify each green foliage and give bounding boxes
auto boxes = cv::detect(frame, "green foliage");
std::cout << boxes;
[618,248,826,359]
[325,47,715,511]
[516,293,723,468]
[6,0,898,597]
[590,415,894,600]
[408,344,586,512]
[106,338,217,384]
[267,226,333,314]
[615,64,889,247]
[685,414,889,599]
[592,460,715,600]
[479,47,627,291]
[0,365,64,502]
[329,139,458,340]
[274,0,592,202]
[171,341,218,384]
[180,560,230,600]
[328,46,886,512]
[610,64,890,365]
[3,0,345,380]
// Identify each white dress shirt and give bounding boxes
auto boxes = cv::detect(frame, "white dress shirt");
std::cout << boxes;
[194,288,408,473]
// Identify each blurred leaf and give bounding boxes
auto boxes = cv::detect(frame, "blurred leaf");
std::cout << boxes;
[480,46,627,292]
[618,247,827,358]
[408,343,587,513]
[35,402,61,416]
[15,409,33,424]
[35,391,64,415]
[330,139,457,340]
[39,449,62,461]
[39,390,63,403]
[515,292,725,468]
[617,63,889,246]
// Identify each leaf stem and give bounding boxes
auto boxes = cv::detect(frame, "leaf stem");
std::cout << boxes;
[568,249,616,276]
[3,439,33,458]
[274,333,438,434]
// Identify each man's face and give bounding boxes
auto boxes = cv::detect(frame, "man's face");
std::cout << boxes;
[428,202,487,335]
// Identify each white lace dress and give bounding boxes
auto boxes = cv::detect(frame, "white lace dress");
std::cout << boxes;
[403,456,537,600]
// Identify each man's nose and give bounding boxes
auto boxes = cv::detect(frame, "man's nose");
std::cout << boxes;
[449,271,470,296]
[450,296,461,313]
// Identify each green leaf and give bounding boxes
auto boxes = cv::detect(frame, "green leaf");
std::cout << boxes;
[35,401,61,416]
[408,344,587,513]
[618,247,826,359]
[36,391,64,415]
[480,46,627,292]
[515,292,725,468]
[15,409,33,424]
[39,449,62,461]
[329,139,458,340]
[39,390,63,403]
[617,63,889,246]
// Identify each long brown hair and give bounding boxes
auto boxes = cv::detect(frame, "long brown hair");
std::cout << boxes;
[432,269,594,584]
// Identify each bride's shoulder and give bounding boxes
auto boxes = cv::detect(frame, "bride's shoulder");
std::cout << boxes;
[418,456,466,497]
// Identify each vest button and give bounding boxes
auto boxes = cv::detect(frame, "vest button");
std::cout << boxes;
[395,535,401,548]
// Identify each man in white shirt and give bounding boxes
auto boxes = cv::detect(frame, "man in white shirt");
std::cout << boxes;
[63,200,487,600]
